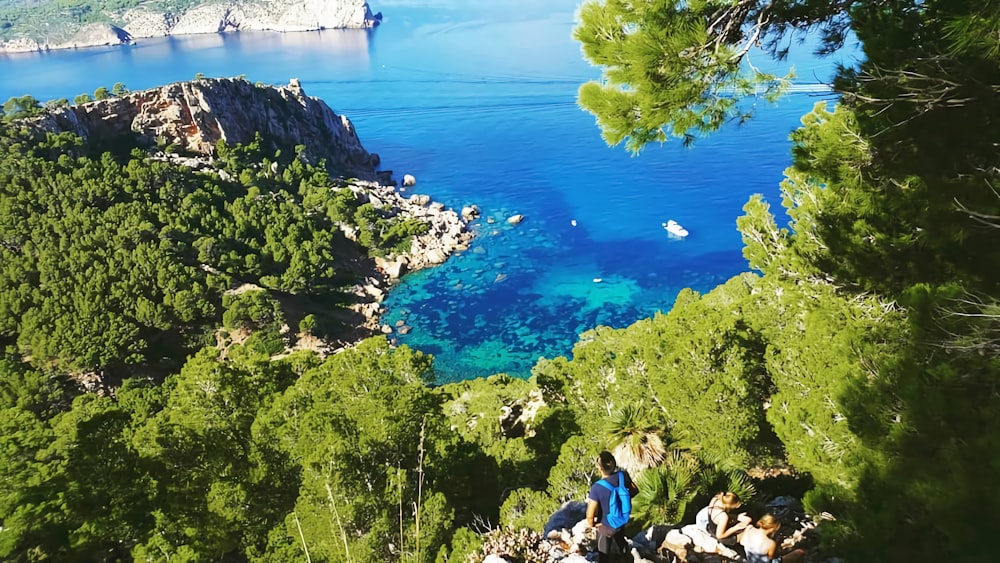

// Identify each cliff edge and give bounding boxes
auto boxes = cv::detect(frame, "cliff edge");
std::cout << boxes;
[32,77,380,179]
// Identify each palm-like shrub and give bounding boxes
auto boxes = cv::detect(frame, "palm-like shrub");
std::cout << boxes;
[631,450,759,527]
[696,451,758,508]
[632,451,701,526]
[607,404,667,475]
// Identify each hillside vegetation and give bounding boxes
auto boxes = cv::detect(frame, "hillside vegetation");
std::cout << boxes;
[0,0,189,42]
[1,0,999,561]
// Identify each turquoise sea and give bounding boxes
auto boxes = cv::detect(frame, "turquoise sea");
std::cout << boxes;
[0,0,852,381]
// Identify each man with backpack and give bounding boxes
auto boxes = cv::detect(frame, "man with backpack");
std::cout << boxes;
[586,451,639,562]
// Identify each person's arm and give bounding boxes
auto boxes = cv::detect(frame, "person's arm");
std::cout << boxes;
[714,512,749,539]
[586,498,599,528]
[766,538,777,560]
[627,473,639,496]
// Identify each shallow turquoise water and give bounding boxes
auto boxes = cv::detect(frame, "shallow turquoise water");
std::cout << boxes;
[0,1,848,381]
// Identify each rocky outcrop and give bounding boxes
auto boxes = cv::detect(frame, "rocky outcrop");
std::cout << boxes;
[30,77,379,179]
[345,180,475,335]
[24,76,473,350]
[0,0,380,53]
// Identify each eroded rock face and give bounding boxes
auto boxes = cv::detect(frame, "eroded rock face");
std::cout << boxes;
[0,0,379,52]
[32,77,379,179]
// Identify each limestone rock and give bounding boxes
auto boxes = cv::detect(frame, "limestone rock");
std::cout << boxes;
[507,213,525,224]
[402,173,417,186]
[58,23,133,49]
[28,77,379,179]
[461,205,481,220]
[424,248,448,265]
[2,0,379,52]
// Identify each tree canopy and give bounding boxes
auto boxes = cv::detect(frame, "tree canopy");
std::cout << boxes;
[576,0,1000,559]
[1,1,998,558]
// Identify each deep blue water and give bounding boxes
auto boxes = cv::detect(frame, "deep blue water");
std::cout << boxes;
[0,1,852,381]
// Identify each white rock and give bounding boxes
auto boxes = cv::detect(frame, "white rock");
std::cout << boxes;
[402,174,417,186]
[461,205,480,220]
[425,249,448,264]
[507,214,524,224]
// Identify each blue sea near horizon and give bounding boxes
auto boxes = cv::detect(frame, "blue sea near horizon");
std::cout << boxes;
[0,0,853,382]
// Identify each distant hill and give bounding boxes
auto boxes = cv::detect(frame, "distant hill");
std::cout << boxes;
[0,0,381,52]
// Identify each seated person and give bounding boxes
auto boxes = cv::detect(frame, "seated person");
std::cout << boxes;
[695,492,751,544]
[738,513,805,563]
[677,492,750,560]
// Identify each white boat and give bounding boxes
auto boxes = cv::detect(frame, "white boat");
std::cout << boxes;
[662,220,689,238]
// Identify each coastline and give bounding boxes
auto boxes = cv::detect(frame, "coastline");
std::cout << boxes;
[24,76,474,357]
[341,178,475,350]
[0,0,382,54]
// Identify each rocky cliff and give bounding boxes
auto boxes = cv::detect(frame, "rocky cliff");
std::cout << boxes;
[32,77,379,179]
[0,0,380,53]
[27,77,473,342]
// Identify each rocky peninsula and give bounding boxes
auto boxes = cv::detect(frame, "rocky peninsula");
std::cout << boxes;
[28,77,473,348]
[0,0,380,53]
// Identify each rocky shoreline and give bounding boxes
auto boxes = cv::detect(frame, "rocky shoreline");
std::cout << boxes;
[0,0,380,54]
[342,177,475,344]
[27,77,474,353]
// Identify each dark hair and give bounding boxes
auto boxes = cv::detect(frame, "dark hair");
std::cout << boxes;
[598,451,618,474]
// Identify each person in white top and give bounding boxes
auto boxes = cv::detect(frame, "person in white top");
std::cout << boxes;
[695,492,752,544]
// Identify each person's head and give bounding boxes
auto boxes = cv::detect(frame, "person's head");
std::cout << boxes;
[715,492,743,511]
[757,514,781,536]
[597,451,618,475]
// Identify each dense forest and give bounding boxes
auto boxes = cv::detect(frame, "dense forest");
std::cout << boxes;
[2,0,999,562]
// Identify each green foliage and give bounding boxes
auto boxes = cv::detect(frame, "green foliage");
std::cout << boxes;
[606,403,667,472]
[0,125,423,371]
[93,86,111,100]
[44,97,70,110]
[574,0,791,152]
[352,202,431,256]
[500,488,558,532]
[256,338,458,562]
[298,313,316,334]
[1,94,43,120]
[111,81,128,96]
[574,1,1000,559]
[222,290,283,331]
[436,527,482,563]
[545,435,603,504]
[632,454,700,526]
[536,275,776,468]
[438,374,566,499]
[73,93,92,105]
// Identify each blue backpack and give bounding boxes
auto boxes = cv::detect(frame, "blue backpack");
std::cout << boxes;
[596,471,632,529]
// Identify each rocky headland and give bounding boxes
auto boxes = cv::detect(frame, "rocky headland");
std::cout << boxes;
[0,0,381,53]
[28,77,473,349]
[32,76,380,179]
